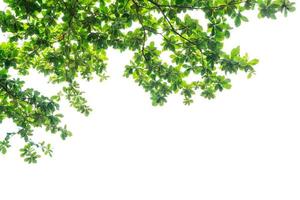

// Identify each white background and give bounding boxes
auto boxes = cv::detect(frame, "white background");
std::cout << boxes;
[1,2,300,200]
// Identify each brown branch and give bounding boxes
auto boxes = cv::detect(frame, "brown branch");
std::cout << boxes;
[140,0,246,11]
[147,0,205,66]
[132,0,148,61]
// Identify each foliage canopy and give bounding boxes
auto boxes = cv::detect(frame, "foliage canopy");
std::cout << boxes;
[0,0,295,163]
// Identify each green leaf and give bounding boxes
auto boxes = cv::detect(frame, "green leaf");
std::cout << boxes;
[231,46,240,58]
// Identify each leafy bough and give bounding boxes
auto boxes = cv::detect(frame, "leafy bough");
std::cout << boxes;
[0,0,295,163]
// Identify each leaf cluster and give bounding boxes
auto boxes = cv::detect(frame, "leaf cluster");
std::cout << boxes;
[0,0,295,162]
